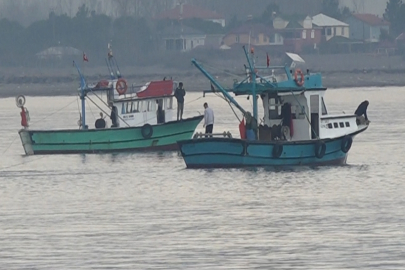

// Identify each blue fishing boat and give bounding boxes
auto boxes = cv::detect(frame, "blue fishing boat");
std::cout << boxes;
[177,46,370,168]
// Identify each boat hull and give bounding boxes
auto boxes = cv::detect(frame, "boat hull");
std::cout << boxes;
[178,132,364,169]
[19,115,203,155]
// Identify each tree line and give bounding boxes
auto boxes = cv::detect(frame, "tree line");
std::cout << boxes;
[383,0,405,37]
[0,3,276,67]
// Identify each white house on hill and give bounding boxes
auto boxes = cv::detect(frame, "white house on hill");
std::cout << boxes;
[312,13,349,41]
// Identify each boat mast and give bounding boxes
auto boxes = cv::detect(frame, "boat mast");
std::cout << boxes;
[242,46,258,124]
[73,61,87,130]
[191,59,247,116]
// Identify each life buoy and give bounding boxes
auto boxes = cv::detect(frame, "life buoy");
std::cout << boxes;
[116,78,128,95]
[341,135,353,153]
[16,95,26,108]
[272,143,283,158]
[141,124,153,139]
[294,69,304,86]
[314,140,326,159]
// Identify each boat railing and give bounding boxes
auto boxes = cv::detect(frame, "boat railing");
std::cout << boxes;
[193,131,233,139]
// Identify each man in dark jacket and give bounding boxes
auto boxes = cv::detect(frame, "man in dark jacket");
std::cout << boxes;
[109,103,118,127]
[174,82,186,120]
[354,100,369,120]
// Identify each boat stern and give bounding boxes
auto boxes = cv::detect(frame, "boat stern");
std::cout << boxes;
[18,129,34,155]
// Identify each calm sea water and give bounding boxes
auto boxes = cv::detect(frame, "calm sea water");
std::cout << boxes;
[0,87,405,269]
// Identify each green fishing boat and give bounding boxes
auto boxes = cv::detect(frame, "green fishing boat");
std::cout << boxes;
[17,56,203,155]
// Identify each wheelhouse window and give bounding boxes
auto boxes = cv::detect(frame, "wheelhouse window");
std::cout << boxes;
[141,100,153,112]
[268,97,282,119]
[310,95,319,114]
[166,97,173,109]
[321,97,327,115]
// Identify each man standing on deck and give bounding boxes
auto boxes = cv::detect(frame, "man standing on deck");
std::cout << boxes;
[109,102,118,127]
[174,82,186,120]
[203,102,214,137]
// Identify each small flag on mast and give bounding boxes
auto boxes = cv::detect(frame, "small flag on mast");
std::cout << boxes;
[266,53,270,67]
[107,43,113,58]
[83,52,88,62]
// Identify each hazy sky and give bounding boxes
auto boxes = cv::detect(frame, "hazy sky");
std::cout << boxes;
[0,0,389,27]
[341,0,386,16]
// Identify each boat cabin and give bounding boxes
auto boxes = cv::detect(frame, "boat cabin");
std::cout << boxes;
[107,80,178,128]
[230,52,360,142]
[258,90,358,142]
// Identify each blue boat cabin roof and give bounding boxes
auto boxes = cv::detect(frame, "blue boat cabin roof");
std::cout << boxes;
[231,73,325,96]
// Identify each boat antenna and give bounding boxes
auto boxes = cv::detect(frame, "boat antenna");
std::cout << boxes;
[111,56,122,78]
[106,42,118,79]
[73,60,86,89]
[242,45,258,124]
[73,60,88,129]
[105,58,115,80]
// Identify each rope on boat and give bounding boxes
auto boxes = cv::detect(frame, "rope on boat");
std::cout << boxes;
[1,137,18,155]
[185,96,203,105]
[0,156,47,171]
[31,98,78,125]
[86,90,131,127]
[85,95,130,127]
[194,61,242,78]
[212,91,242,122]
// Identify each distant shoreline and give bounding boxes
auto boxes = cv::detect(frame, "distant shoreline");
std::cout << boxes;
[2,52,404,98]
[1,69,403,98]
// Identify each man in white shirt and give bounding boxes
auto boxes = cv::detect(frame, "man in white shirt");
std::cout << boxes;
[203,102,214,137]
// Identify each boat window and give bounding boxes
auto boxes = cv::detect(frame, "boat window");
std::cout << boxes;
[333,122,338,128]
[339,122,344,127]
[137,101,142,112]
[121,103,126,114]
[141,101,147,112]
[310,95,319,114]
[268,97,282,119]
[321,97,327,115]
[327,123,333,128]
[127,102,132,113]
[345,122,350,127]
[167,97,173,109]
[156,99,163,110]
[145,100,154,112]
[132,101,139,112]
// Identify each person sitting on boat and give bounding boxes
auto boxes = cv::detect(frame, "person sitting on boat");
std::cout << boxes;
[95,112,106,129]
[174,82,186,120]
[354,100,370,125]
[203,102,214,137]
